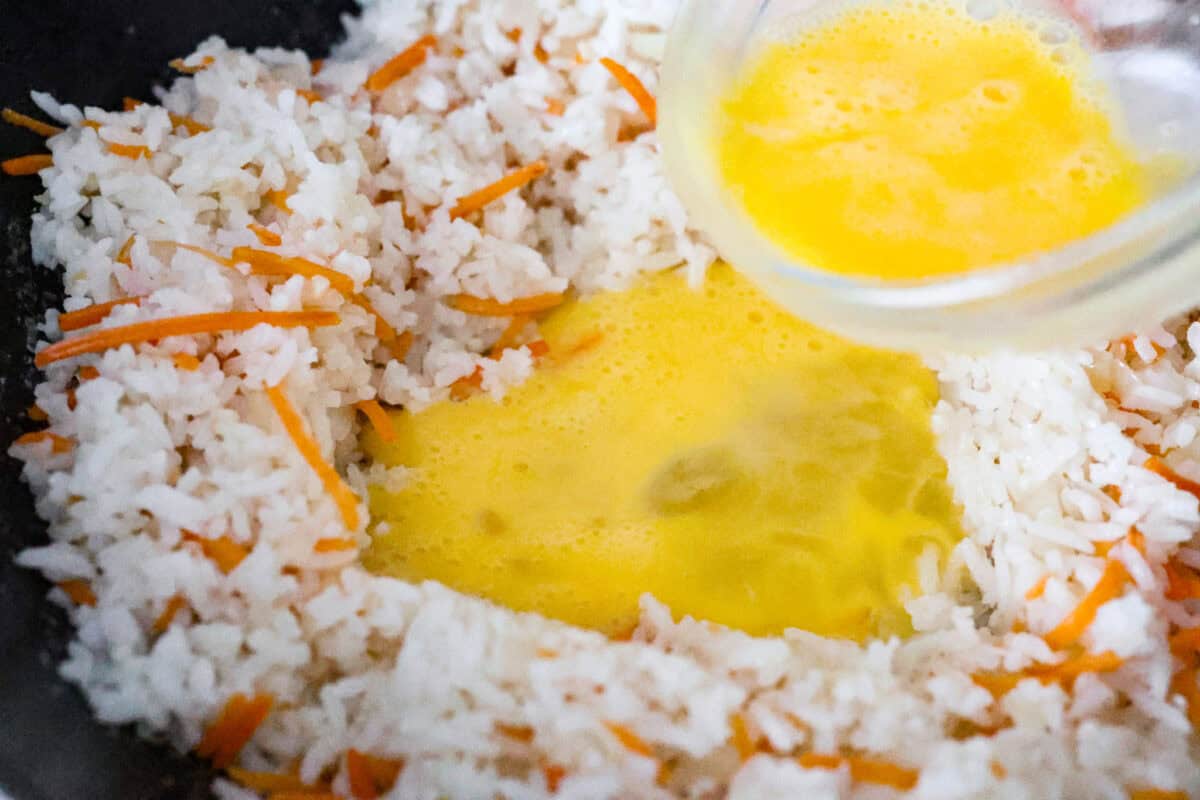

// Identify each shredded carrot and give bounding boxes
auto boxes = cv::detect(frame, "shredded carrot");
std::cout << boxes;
[78,365,100,381]
[450,290,563,317]
[2,154,53,176]
[27,404,47,422]
[389,328,414,361]
[1129,790,1189,800]
[496,723,535,743]
[488,315,531,357]
[545,98,566,116]
[36,310,339,368]
[116,235,136,267]
[230,247,355,294]
[534,42,550,63]
[311,59,325,75]
[225,767,317,794]
[169,55,215,74]
[1102,484,1122,503]
[173,353,202,371]
[66,388,77,411]
[449,367,483,401]
[1128,527,1146,555]
[973,650,1125,698]
[59,296,143,332]
[1043,559,1130,650]
[344,749,403,800]
[599,57,657,127]
[265,188,292,212]
[13,430,73,454]
[365,35,438,91]
[603,721,653,758]
[542,762,566,793]
[2,108,63,137]
[267,384,361,531]
[314,537,357,553]
[729,713,757,762]
[124,99,210,135]
[1145,456,1200,500]
[195,693,274,769]
[1171,666,1200,727]
[57,579,97,607]
[527,339,550,359]
[449,160,548,220]
[295,88,322,104]
[1165,559,1200,601]
[506,28,523,42]
[152,594,187,633]
[182,530,249,574]
[106,141,152,160]
[796,753,919,790]
[81,120,102,130]
[1025,575,1050,601]
[354,399,396,443]
[246,223,282,247]
[1169,627,1200,655]
[348,294,397,342]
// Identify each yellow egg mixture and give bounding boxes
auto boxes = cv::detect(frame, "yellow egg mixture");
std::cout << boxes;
[366,266,962,639]
[717,0,1147,279]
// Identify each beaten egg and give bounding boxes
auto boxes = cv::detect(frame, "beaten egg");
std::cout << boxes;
[365,266,963,639]
[717,0,1148,279]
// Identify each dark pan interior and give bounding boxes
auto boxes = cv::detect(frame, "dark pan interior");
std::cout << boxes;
[0,3,354,797]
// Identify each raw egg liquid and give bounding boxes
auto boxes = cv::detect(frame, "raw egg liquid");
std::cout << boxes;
[717,0,1148,279]
[365,266,963,639]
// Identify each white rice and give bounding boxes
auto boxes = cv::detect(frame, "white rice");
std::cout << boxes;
[11,1,1200,797]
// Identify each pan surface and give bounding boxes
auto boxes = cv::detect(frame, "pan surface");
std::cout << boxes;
[0,2,354,797]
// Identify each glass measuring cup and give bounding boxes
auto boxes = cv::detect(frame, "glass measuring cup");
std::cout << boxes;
[660,0,1200,351]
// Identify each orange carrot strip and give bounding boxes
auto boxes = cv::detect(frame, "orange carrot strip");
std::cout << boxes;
[311,59,325,75]
[796,754,919,791]
[603,721,653,758]
[1165,559,1200,601]
[116,235,136,266]
[182,530,249,574]
[1044,559,1130,650]
[496,722,535,744]
[106,141,152,159]
[78,365,100,381]
[1129,790,1189,800]
[348,294,397,342]
[354,399,396,443]
[390,329,414,361]
[173,353,201,371]
[57,579,97,606]
[265,189,291,212]
[449,160,547,220]
[534,42,550,63]
[599,57,657,127]
[1169,628,1200,655]
[124,99,210,135]
[314,537,357,553]
[365,35,437,92]
[247,223,283,247]
[450,291,563,317]
[542,762,566,793]
[36,310,338,368]
[230,247,355,295]
[59,296,143,332]
[152,594,187,633]
[81,120,102,130]
[195,693,274,769]
[225,767,318,794]
[1025,575,1049,601]
[1145,457,1200,499]
[1171,667,1200,727]
[28,404,47,422]
[973,651,1124,698]
[267,384,360,531]
[2,108,63,137]
[545,98,566,116]
[449,367,483,401]
[729,714,756,762]
[170,55,214,74]
[295,88,322,104]
[346,749,380,800]
[14,431,73,454]
[488,315,531,357]
[527,339,550,358]
[2,154,53,175]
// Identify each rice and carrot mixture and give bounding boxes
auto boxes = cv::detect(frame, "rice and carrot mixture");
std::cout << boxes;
[8,1,1200,798]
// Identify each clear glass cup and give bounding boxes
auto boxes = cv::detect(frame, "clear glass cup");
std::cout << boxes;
[660,0,1200,351]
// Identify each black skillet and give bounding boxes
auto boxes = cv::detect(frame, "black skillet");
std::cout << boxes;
[0,3,355,797]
